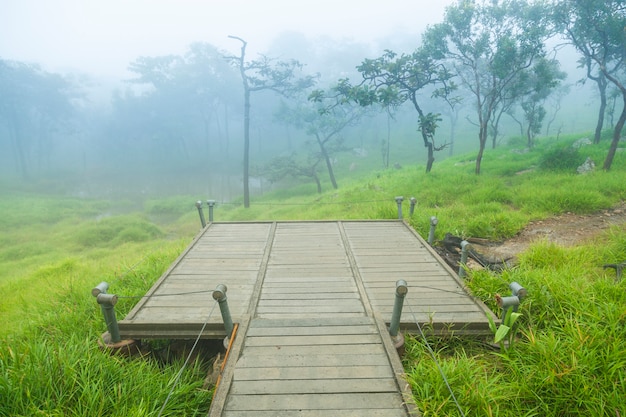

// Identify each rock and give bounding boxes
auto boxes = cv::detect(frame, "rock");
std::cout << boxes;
[577,157,595,174]
[572,138,592,149]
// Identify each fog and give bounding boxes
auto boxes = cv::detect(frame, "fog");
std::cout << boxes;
[0,1,609,203]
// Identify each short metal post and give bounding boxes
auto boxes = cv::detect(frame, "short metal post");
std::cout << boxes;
[409,197,417,216]
[206,200,216,223]
[459,240,470,278]
[96,292,121,343]
[603,262,625,280]
[213,284,233,336]
[395,196,404,219]
[196,201,206,228]
[389,280,408,337]
[509,282,527,300]
[497,295,520,318]
[428,216,438,245]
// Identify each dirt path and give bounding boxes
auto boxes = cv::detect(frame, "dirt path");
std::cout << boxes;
[476,201,626,264]
[437,201,626,269]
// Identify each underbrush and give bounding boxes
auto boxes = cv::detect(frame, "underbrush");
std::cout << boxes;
[404,226,626,416]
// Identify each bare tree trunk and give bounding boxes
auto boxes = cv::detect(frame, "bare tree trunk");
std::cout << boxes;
[316,133,338,189]
[475,121,488,175]
[243,88,251,207]
[594,74,607,144]
[603,97,625,170]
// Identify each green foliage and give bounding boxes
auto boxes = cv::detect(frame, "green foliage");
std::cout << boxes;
[538,145,584,171]
[73,214,164,248]
[488,308,522,350]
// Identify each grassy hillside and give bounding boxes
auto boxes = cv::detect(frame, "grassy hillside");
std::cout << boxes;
[0,133,625,416]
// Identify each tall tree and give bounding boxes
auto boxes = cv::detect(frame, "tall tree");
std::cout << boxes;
[0,60,76,179]
[278,93,366,190]
[507,57,567,147]
[429,0,549,174]
[551,0,626,170]
[227,36,316,207]
[329,48,455,173]
[124,43,239,170]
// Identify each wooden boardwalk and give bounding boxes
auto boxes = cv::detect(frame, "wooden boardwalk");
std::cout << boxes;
[118,220,496,416]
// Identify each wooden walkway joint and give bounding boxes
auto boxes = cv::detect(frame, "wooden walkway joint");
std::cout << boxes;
[118,220,496,416]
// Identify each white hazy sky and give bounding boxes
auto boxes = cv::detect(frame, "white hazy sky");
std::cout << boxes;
[1,0,455,77]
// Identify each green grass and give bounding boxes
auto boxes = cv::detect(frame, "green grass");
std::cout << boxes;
[1,132,625,415]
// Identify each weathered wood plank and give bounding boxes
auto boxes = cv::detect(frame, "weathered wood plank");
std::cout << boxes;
[256,312,367,320]
[256,299,362,307]
[260,292,360,300]
[255,305,365,314]
[259,286,359,294]
[232,365,395,381]
[222,410,408,417]
[241,343,386,356]
[235,353,390,368]
[249,317,373,327]
[224,392,405,411]
[246,324,375,336]
[244,333,380,347]
[229,378,399,395]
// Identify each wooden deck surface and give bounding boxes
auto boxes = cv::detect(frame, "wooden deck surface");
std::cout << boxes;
[118,220,496,416]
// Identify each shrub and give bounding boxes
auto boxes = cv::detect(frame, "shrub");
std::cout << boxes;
[538,146,584,172]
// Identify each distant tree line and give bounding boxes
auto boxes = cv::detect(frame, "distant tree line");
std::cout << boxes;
[0,0,624,203]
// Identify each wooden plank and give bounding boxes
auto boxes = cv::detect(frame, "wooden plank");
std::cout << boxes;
[232,365,394,381]
[256,299,362,307]
[207,315,251,417]
[244,333,380,347]
[255,312,367,320]
[249,317,373,327]
[255,305,365,314]
[259,286,359,294]
[229,378,399,395]
[261,280,359,288]
[241,343,386,356]
[247,324,376,336]
[223,409,402,417]
[260,292,360,300]
[235,353,390,368]
[224,392,405,411]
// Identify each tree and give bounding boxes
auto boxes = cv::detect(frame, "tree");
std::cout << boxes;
[429,0,549,174]
[264,153,324,193]
[0,60,76,179]
[123,43,240,172]
[227,36,316,207]
[329,48,455,173]
[508,57,567,147]
[551,0,626,170]
[278,93,366,190]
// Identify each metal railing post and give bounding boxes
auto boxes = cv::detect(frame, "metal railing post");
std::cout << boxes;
[213,284,233,336]
[603,262,626,281]
[196,201,206,228]
[395,196,404,219]
[459,240,470,278]
[92,282,121,344]
[497,295,520,318]
[509,282,527,300]
[409,197,417,216]
[389,280,408,336]
[206,200,216,223]
[428,216,438,245]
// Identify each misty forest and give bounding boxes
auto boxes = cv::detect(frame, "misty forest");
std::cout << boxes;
[2,1,626,416]
[1,0,625,204]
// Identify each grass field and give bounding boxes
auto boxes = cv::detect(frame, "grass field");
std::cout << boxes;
[1,133,625,416]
